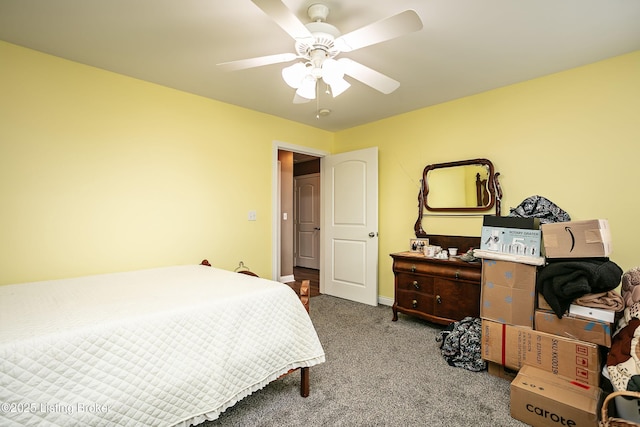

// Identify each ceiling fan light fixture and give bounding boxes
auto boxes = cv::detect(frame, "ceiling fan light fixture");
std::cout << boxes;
[282,62,306,88]
[321,58,343,83]
[296,75,317,99]
[321,58,349,97]
[329,78,350,97]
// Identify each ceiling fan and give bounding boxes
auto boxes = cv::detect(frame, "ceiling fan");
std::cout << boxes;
[217,0,423,103]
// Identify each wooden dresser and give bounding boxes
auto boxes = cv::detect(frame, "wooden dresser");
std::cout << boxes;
[391,249,481,325]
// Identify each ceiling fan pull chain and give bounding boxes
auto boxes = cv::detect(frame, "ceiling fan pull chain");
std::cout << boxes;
[316,81,320,119]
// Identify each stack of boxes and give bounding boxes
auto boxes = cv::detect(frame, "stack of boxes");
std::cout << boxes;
[476,217,614,427]
[534,221,615,349]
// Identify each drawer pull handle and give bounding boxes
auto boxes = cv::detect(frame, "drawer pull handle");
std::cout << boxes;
[436,295,442,304]
[413,281,419,289]
[411,264,416,273]
[455,271,460,279]
[412,299,418,308]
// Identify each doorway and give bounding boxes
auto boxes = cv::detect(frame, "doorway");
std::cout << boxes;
[272,142,328,284]
[272,143,379,306]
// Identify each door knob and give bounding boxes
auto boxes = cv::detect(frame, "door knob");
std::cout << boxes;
[314,227,320,230]
[368,232,378,238]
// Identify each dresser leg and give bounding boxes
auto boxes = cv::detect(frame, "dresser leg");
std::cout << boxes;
[392,306,398,321]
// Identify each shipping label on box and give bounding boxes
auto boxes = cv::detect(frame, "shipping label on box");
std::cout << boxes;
[481,319,600,386]
[481,259,537,327]
[535,309,613,347]
[541,219,612,258]
[481,226,542,257]
[510,365,602,427]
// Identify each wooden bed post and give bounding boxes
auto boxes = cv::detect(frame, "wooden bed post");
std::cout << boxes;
[299,280,310,397]
[300,367,310,397]
[299,279,310,313]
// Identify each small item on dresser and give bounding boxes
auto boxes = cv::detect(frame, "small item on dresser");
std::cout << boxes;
[435,249,449,260]
[449,248,458,256]
[410,238,429,253]
[459,249,479,263]
[424,245,436,257]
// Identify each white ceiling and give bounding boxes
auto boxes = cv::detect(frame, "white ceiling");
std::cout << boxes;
[1,0,639,132]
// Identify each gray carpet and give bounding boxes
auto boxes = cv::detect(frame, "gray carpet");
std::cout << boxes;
[204,295,527,426]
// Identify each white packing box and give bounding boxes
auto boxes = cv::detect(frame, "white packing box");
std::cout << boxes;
[569,304,616,323]
[481,226,542,257]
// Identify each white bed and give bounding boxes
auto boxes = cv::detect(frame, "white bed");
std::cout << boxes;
[0,264,325,426]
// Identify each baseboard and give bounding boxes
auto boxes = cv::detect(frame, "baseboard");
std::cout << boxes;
[280,274,295,283]
[378,296,393,306]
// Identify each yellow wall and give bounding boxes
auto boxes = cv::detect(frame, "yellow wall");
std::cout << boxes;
[2,40,639,302]
[0,41,333,284]
[336,50,640,298]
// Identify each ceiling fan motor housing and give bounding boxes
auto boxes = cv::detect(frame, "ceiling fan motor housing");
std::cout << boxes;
[296,21,341,63]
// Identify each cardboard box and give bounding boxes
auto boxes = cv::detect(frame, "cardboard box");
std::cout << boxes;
[481,259,537,327]
[487,361,518,381]
[481,226,542,257]
[510,365,602,427]
[534,309,613,347]
[541,219,612,258]
[537,293,553,311]
[483,215,540,230]
[481,319,601,386]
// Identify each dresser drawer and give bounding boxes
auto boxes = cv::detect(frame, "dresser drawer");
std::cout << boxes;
[393,258,480,281]
[434,278,480,320]
[395,273,434,293]
[395,289,434,314]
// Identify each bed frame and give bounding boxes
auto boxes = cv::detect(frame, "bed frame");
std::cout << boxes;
[200,259,311,397]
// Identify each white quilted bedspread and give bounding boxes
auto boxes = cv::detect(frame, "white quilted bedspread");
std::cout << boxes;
[0,265,325,426]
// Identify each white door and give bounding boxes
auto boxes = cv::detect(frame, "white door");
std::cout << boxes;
[321,147,379,306]
[294,173,320,269]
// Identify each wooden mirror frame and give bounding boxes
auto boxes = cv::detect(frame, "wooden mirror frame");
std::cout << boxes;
[414,158,502,238]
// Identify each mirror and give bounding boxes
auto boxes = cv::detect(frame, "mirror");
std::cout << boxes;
[415,158,502,237]
[425,161,493,210]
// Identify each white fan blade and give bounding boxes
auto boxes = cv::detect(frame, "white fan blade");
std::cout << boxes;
[217,53,297,71]
[251,0,313,41]
[334,10,423,53]
[338,58,400,94]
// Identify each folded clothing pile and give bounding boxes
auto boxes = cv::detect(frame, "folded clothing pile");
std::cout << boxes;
[536,259,623,318]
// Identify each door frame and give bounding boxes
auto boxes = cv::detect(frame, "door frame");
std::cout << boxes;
[271,141,329,282]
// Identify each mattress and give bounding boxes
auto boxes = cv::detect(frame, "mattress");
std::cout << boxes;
[0,265,325,426]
